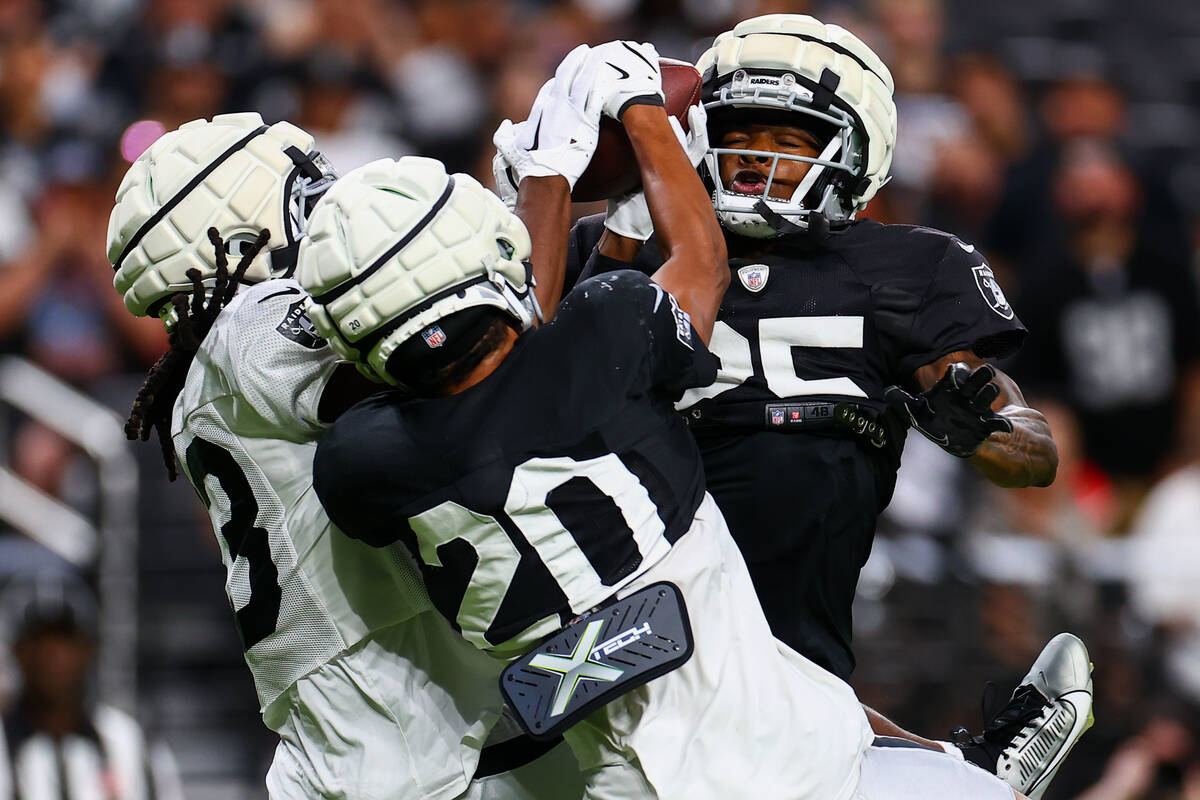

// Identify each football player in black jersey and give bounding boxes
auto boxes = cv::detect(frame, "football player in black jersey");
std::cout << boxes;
[561,14,1085,798]
[298,40,1069,800]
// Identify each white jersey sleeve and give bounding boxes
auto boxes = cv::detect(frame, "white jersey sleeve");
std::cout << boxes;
[213,280,337,436]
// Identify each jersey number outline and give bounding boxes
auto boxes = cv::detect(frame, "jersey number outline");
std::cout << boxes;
[185,437,282,651]
[409,454,663,652]
[677,316,867,408]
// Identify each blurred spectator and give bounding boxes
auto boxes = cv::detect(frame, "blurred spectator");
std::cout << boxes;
[952,54,1032,168]
[0,156,167,384]
[985,71,1141,278]
[10,421,95,514]
[290,50,411,174]
[1127,464,1200,704]
[869,0,974,223]
[921,53,1032,245]
[389,0,521,172]
[1073,716,1200,800]
[96,0,264,134]
[1010,139,1200,530]
[0,576,183,800]
[255,0,415,69]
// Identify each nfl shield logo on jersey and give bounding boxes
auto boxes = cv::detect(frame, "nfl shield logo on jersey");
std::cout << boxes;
[737,264,770,293]
[972,265,1014,320]
[421,325,447,348]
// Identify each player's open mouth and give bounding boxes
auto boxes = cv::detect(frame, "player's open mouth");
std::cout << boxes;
[729,170,769,196]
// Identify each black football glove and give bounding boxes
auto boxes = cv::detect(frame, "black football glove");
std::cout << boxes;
[884,362,1013,458]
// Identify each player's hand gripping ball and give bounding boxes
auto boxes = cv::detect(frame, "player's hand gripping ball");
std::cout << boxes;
[572,57,703,202]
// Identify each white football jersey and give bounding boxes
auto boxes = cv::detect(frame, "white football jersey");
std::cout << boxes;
[171,279,433,711]
[170,281,583,800]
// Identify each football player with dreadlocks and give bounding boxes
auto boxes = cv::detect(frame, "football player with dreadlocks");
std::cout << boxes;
[555,14,1090,800]
[108,113,582,799]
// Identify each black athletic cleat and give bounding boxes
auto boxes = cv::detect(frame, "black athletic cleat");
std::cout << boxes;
[954,633,1094,799]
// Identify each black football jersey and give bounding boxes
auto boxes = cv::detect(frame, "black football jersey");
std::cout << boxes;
[574,215,1027,428]
[568,215,1027,678]
[314,271,717,656]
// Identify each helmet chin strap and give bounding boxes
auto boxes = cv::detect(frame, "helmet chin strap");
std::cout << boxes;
[752,200,830,240]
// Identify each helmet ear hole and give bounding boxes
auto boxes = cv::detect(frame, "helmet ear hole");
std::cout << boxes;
[385,307,515,395]
[225,232,263,257]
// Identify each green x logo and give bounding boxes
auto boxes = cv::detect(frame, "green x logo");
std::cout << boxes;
[529,619,625,717]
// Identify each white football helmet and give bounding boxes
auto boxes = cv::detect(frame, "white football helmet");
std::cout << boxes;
[695,14,897,238]
[298,156,538,387]
[107,112,337,322]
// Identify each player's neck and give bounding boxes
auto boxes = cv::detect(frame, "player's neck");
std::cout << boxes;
[724,231,776,260]
[442,326,520,396]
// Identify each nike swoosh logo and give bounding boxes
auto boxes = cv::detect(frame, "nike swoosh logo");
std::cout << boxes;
[956,240,975,254]
[621,41,656,71]
[531,117,542,150]
[606,62,630,80]
[915,424,950,447]
[257,287,301,303]
[650,284,664,312]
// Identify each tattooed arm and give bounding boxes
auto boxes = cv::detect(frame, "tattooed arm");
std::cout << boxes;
[911,351,1058,488]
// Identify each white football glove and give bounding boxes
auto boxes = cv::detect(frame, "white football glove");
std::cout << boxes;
[492,44,604,192]
[492,149,520,211]
[587,40,664,120]
[603,104,710,242]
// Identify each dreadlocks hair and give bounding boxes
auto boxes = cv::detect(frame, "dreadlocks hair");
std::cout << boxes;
[125,227,271,480]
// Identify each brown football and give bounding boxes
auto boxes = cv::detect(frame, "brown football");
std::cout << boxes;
[571,58,704,203]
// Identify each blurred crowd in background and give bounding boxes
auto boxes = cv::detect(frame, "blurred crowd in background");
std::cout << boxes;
[1,0,1199,797]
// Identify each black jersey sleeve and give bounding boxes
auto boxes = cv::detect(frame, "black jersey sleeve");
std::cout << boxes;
[898,238,1028,376]
[312,392,416,548]
[565,213,607,294]
[569,213,664,289]
[557,269,717,400]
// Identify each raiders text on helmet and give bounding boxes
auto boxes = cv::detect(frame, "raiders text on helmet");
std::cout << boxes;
[107,112,337,322]
[695,14,897,238]
[297,156,539,387]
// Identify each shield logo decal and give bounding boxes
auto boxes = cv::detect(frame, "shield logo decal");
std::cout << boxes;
[276,298,327,349]
[972,264,1014,320]
[421,325,448,348]
[738,264,770,293]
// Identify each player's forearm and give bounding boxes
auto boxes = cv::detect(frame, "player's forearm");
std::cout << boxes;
[516,175,571,322]
[623,104,727,342]
[863,706,946,751]
[969,406,1058,487]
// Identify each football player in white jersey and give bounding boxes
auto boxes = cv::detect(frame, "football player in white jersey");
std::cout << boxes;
[106,113,582,799]
[298,41,1071,800]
